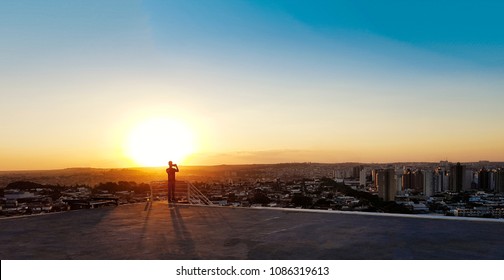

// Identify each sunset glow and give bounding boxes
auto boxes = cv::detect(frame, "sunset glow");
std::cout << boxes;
[1,1,504,170]
[125,117,196,167]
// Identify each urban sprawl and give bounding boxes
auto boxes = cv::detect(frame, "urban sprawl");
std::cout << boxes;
[1,161,504,219]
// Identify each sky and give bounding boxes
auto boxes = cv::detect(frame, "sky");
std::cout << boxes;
[1,0,504,170]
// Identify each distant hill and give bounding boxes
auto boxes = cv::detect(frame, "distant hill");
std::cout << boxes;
[5,181,45,190]
[2,161,504,188]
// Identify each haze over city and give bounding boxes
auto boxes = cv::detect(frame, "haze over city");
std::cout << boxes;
[2,0,504,170]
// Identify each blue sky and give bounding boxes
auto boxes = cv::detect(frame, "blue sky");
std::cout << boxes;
[1,0,503,169]
[144,0,504,67]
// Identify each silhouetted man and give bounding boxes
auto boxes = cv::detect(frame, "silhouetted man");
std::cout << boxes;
[166,161,179,202]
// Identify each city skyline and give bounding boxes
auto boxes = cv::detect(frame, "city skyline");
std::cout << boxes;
[2,0,504,170]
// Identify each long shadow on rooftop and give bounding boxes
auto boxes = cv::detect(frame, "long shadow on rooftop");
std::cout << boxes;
[169,204,196,258]
[1,204,504,259]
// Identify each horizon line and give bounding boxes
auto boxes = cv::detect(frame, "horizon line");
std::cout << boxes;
[2,160,504,172]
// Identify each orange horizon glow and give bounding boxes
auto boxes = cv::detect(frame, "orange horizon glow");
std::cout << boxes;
[2,110,504,171]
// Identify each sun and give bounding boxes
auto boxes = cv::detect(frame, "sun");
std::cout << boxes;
[125,117,196,167]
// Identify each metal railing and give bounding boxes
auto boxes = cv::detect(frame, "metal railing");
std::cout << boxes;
[149,180,212,205]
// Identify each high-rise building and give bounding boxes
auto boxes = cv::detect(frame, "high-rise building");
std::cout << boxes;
[423,170,434,197]
[395,171,403,193]
[402,169,413,190]
[359,168,368,187]
[413,170,424,193]
[402,169,424,193]
[489,171,496,191]
[371,169,378,184]
[495,169,504,193]
[478,168,490,191]
[376,169,397,201]
[472,171,479,188]
[463,170,474,191]
[434,167,448,192]
[353,165,364,179]
[449,162,467,192]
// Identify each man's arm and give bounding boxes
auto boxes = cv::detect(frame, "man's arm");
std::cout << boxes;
[174,164,179,172]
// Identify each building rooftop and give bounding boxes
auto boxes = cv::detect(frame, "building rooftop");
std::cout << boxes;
[1,202,503,259]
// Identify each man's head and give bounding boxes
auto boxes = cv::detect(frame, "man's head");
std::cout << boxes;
[168,161,173,167]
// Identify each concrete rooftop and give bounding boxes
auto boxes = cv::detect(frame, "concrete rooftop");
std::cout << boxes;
[1,202,503,259]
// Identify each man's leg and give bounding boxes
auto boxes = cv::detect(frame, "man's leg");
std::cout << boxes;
[168,182,172,202]
[172,182,176,202]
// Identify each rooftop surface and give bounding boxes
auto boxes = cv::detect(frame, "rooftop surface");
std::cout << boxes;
[1,202,503,259]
